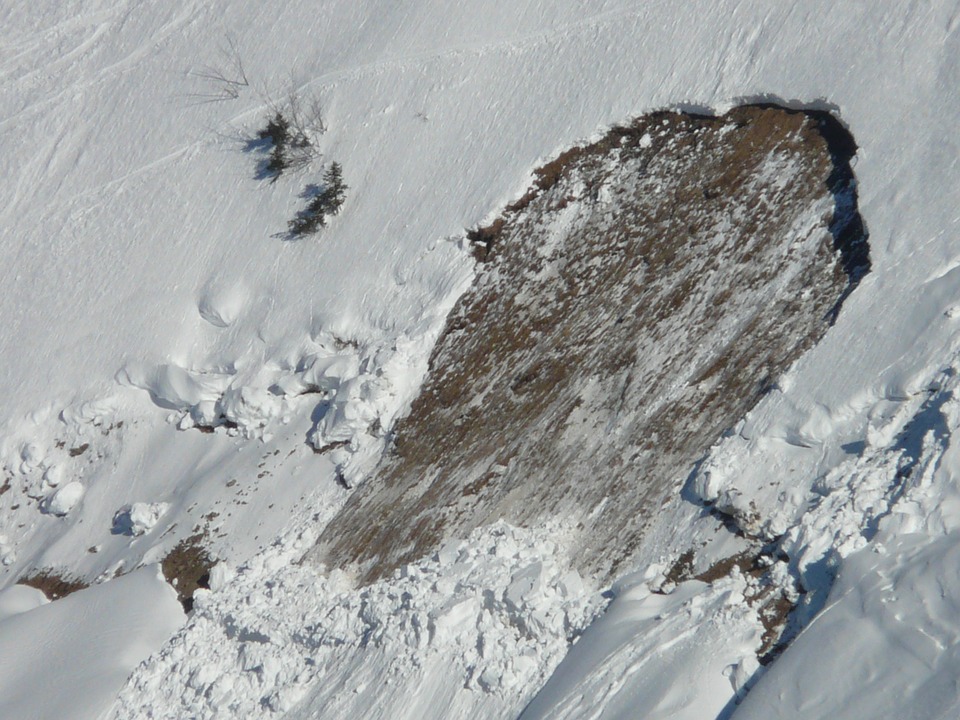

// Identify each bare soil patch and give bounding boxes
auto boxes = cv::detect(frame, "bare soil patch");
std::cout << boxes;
[161,534,213,612]
[313,105,868,585]
[18,570,89,601]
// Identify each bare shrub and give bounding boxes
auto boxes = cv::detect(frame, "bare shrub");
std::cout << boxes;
[255,89,327,182]
[187,34,249,104]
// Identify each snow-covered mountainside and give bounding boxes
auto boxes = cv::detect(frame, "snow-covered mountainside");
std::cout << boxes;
[1,1,959,718]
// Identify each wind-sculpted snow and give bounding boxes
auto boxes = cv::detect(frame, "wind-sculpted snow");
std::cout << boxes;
[0,566,182,720]
[312,105,868,585]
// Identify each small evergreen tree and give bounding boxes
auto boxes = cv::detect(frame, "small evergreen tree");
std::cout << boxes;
[318,162,347,215]
[254,95,325,181]
[258,111,290,178]
[258,111,289,146]
[288,162,348,237]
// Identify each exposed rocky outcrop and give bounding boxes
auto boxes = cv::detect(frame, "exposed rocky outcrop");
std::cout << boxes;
[311,105,869,585]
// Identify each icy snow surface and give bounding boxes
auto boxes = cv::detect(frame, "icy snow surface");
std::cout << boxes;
[1,0,960,718]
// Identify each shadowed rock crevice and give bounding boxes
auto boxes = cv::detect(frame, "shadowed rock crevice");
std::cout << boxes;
[311,104,870,585]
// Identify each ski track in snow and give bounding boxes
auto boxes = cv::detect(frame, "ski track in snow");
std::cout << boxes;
[1,0,960,717]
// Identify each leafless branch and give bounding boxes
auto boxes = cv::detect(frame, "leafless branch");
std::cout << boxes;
[187,33,250,104]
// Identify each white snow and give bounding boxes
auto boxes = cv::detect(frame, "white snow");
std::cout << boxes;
[0,0,958,718]
[45,481,85,517]
[0,566,183,720]
[112,521,600,719]
[737,532,960,720]
[521,572,762,720]
[113,502,170,536]
[0,585,48,623]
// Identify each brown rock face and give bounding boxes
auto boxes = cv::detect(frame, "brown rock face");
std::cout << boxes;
[311,105,869,584]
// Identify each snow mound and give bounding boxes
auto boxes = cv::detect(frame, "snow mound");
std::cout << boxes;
[197,281,248,329]
[45,481,84,517]
[0,566,182,720]
[0,585,47,622]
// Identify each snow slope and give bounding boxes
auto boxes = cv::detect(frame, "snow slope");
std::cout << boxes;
[0,566,182,720]
[520,573,763,720]
[737,532,960,720]
[1,0,960,717]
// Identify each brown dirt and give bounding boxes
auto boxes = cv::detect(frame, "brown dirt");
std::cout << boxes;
[311,105,868,586]
[665,547,798,660]
[662,549,696,588]
[18,570,89,600]
[161,534,213,612]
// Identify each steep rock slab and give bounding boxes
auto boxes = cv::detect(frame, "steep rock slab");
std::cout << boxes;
[312,105,868,584]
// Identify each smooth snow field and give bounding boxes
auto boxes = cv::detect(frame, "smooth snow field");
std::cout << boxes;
[1,1,960,718]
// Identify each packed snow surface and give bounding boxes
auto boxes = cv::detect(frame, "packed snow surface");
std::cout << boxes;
[737,533,960,720]
[1,0,960,718]
[0,566,182,720]
[520,568,763,720]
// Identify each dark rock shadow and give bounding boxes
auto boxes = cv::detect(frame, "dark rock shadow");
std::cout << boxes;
[111,506,136,536]
[737,102,870,323]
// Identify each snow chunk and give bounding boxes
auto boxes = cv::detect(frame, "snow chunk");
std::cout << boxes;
[724,654,761,699]
[208,562,235,592]
[112,502,169,536]
[45,481,84,516]
[43,465,64,488]
[504,561,544,610]
[119,362,231,411]
[219,385,283,437]
[18,442,43,473]
[0,536,16,567]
